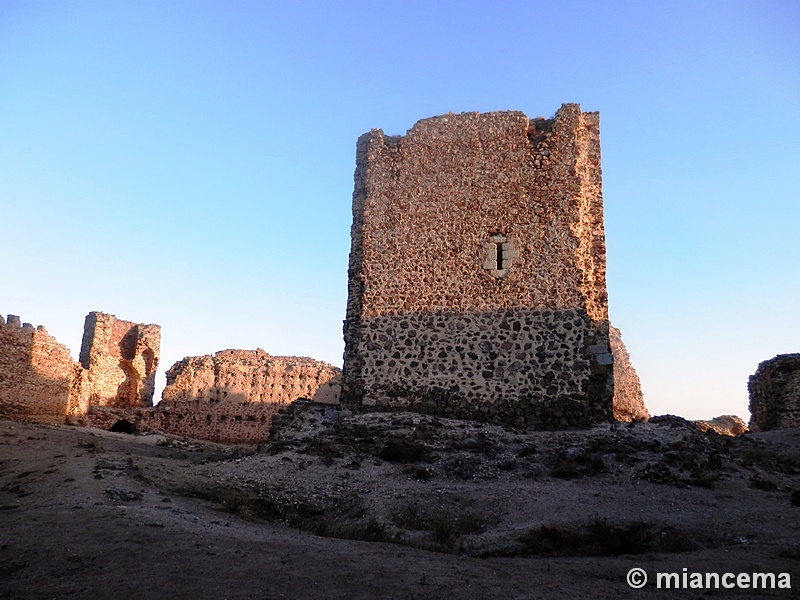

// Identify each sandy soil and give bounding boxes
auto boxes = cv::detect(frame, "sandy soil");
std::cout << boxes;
[1,404,798,599]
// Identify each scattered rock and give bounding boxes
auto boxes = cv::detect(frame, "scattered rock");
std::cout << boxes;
[693,415,749,437]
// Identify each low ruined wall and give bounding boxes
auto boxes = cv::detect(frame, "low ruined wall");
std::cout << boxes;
[0,314,89,425]
[609,326,649,422]
[143,349,342,443]
[79,311,160,408]
[162,349,340,405]
[749,354,800,431]
[153,402,278,445]
[86,404,278,445]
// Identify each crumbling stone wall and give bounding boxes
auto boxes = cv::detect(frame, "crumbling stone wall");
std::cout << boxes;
[148,349,341,443]
[85,403,277,445]
[342,104,614,428]
[162,349,340,405]
[609,326,649,422]
[79,312,160,408]
[0,314,89,425]
[1,312,343,444]
[749,354,800,431]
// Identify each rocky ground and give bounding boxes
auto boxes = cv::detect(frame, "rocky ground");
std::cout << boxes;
[1,403,799,599]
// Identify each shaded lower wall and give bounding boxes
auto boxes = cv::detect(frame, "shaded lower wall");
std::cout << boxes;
[342,307,614,428]
[749,354,800,431]
[0,315,89,425]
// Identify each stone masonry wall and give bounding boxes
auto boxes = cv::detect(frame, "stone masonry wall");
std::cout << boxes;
[85,404,279,445]
[148,349,341,443]
[342,104,613,428]
[609,326,649,422]
[162,349,340,405]
[79,311,160,408]
[0,314,89,425]
[749,354,800,431]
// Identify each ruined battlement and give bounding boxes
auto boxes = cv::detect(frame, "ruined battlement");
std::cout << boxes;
[79,311,160,408]
[342,104,613,428]
[1,315,42,334]
[0,309,341,444]
[0,313,89,424]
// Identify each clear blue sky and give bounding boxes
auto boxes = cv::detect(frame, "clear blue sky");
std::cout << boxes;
[1,1,798,420]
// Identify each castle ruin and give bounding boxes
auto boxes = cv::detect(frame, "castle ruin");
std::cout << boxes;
[1,104,660,441]
[79,311,160,408]
[342,104,614,428]
[0,315,89,425]
[144,349,341,443]
[0,307,343,444]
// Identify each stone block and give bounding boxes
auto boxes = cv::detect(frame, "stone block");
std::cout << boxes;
[595,353,613,365]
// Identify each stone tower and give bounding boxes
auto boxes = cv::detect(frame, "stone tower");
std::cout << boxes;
[341,104,614,428]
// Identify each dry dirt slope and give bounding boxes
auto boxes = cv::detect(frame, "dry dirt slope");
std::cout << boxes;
[1,404,799,599]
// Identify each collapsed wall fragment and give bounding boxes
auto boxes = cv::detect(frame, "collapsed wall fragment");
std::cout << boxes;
[609,326,649,422]
[79,311,160,408]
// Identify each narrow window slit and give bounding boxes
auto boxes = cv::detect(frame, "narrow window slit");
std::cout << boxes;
[483,234,515,279]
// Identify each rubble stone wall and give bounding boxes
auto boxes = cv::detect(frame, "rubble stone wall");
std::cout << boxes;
[749,354,800,431]
[0,314,89,425]
[86,404,278,445]
[1,312,343,444]
[342,104,614,428]
[162,349,340,405]
[609,326,649,422]
[145,349,341,443]
[79,312,160,408]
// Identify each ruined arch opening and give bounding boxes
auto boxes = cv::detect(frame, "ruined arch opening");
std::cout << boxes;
[114,360,141,408]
